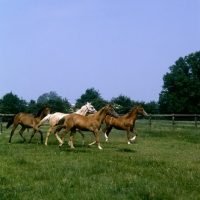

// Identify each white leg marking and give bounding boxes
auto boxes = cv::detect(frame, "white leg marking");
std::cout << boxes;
[131,136,136,141]
[105,133,108,142]
[128,141,131,145]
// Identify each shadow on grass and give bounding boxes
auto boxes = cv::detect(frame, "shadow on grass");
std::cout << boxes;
[59,147,90,153]
[117,148,137,153]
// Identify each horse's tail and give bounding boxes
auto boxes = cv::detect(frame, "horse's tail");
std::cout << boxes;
[52,117,66,132]
[6,115,15,128]
[37,114,51,127]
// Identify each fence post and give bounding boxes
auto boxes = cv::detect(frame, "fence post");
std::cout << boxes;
[149,114,152,130]
[172,113,175,130]
[0,116,2,134]
[195,114,197,130]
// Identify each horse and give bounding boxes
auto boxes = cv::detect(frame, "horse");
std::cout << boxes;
[37,102,96,145]
[53,104,118,149]
[6,106,50,144]
[102,105,147,144]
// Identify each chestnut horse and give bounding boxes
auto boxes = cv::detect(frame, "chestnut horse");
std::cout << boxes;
[53,104,118,149]
[37,102,96,145]
[102,105,147,144]
[6,106,50,144]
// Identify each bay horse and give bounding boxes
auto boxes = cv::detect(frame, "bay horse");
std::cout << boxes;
[6,106,50,144]
[37,102,96,145]
[53,104,118,149]
[102,105,147,144]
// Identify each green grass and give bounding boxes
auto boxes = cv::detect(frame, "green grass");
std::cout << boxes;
[0,123,200,200]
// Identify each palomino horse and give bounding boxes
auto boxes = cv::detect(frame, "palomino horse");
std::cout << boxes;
[53,104,118,149]
[37,102,96,145]
[102,105,147,144]
[6,106,50,144]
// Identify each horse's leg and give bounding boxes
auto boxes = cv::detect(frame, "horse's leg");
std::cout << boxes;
[77,129,85,146]
[126,128,131,144]
[29,130,37,143]
[9,124,18,143]
[45,127,53,145]
[38,130,43,144]
[68,131,75,146]
[88,130,102,150]
[54,128,63,146]
[18,126,27,143]
[68,132,75,146]
[102,126,112,142]
[130,127,138,141]
[69,129,76,149]
[58,127,71,147]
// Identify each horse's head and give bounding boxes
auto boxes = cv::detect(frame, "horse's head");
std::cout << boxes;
[44,106,51,115]
[136,105,148,116]
[86,102,97,114]
[105,104,118,118]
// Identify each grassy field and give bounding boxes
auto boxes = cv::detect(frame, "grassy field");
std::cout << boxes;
[0,123,200,200]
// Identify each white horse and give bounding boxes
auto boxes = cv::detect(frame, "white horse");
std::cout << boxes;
[37,102,96,145]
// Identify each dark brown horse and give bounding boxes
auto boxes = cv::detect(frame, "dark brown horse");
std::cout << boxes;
[6,106,50,144]
[53,104,118,149]
[102,105,147,144]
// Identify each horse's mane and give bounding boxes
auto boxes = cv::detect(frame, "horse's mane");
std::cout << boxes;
[34,106,47,118]
[124,106,137,118]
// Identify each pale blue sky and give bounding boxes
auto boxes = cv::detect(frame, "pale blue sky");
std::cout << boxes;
[0,0,200,104]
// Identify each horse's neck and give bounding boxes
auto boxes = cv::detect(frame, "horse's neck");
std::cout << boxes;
[76,106,87,116]
[93,108,107,124]
[38,112,47,120]
[129,110,138,122]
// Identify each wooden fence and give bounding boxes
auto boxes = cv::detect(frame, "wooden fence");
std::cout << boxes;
[1,113,200,134]
[136,114,200,130]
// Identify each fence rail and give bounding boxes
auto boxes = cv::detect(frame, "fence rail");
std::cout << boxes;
[136,114,200,130]
[1,113,200,133]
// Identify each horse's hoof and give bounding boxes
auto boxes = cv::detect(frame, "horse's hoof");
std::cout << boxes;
[59,143,63,148]
[98,146,102,150]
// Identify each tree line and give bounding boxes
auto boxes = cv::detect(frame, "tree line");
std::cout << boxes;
[0,89,159,115]
[1,51,200,115]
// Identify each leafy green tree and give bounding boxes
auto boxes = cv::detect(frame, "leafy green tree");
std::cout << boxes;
[75,88,108,110]
[0,92,27,114]
[37,91,71,113]
[37,91,61,104]
[159,51,200,113]
[45,98,71,113]
[25,100,40,114]
[144,101,159,114]
[110,95,133,114]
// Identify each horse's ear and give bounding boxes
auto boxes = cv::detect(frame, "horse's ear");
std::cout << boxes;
[107,104,112,109]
